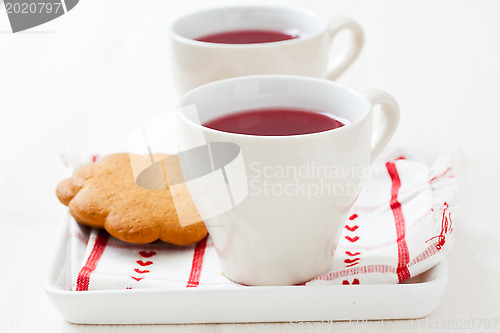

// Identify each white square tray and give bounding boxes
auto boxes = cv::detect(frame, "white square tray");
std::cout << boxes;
[45,218,448,324]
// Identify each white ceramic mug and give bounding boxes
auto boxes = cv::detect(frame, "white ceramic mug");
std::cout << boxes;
[170,5,364,94]
[176,75,399,286]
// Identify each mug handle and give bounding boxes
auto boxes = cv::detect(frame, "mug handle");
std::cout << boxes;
[363,90,400,162]
[327,17,364,80]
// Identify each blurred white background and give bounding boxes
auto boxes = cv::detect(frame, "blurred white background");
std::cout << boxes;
[1,0,499,332]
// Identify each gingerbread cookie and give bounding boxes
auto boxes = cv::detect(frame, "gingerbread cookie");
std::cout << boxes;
[56,153,207,245]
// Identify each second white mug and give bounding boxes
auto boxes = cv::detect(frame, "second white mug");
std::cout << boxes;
[170,5,364,94]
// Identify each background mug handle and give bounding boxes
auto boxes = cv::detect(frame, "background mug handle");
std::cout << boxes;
[362,90,400,162]
[327,17,364,80]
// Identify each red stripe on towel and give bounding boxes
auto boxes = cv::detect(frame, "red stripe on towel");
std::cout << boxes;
[186,237,208,287]
[344,258,360,264]
[345,235,359,243]
[345,225,359,232]
[312,264,397,281]
[76,230,109,291]
[429,167,453,183]
[386,162,411,282]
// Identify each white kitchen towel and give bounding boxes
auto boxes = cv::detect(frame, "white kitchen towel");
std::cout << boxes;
[68,149,456,290]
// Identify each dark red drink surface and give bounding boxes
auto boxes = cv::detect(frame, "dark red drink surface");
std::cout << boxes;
[203,108,345,136]
[195,29,298,44]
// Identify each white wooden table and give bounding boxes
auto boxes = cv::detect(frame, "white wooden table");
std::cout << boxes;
[1,0,499,331]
